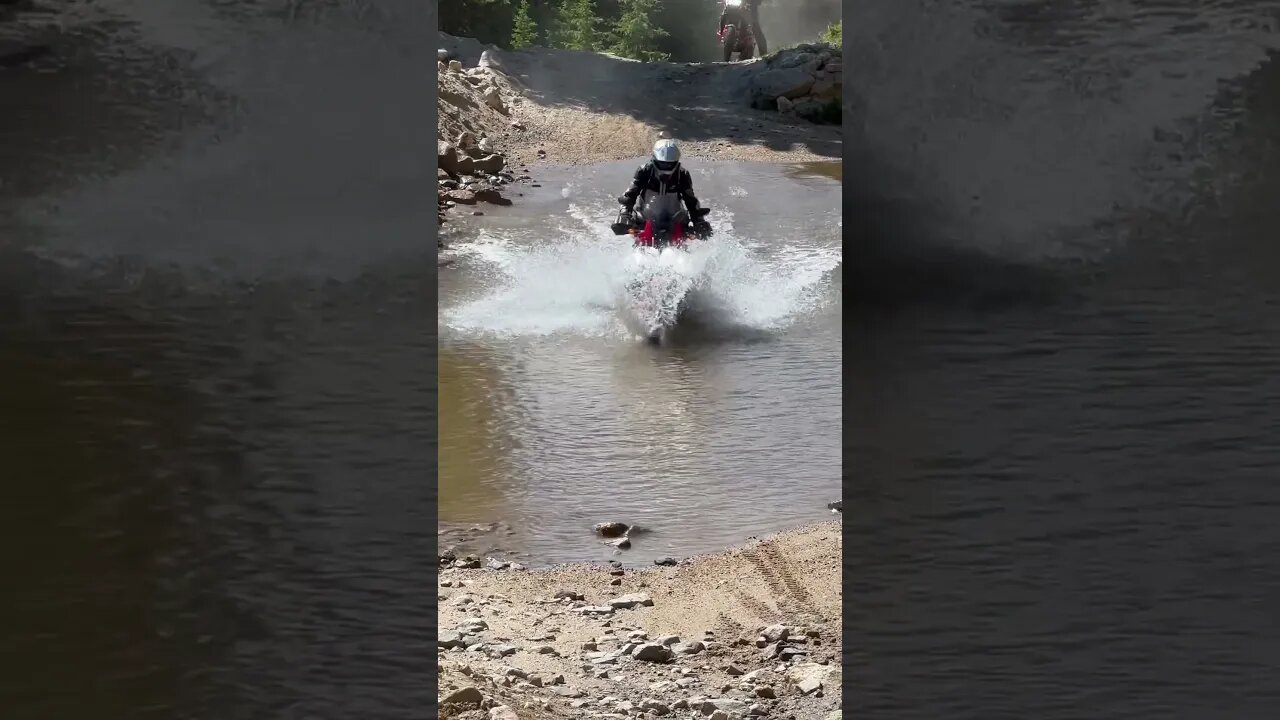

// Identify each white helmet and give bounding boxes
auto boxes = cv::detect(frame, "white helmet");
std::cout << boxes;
[652,139,680,179]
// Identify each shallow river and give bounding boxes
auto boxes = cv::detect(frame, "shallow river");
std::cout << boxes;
[438,160,843,566]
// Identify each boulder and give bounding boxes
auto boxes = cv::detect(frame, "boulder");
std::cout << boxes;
[472,154,506,174]
[752,66,814,103]
[438,141,462,175]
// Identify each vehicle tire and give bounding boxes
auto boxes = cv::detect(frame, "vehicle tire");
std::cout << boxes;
[722,25,737,62]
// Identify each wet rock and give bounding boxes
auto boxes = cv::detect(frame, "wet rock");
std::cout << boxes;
[594,522,630,538]
[827,500,843,512]
[633,643,674,663]
[443,189,478,205]
[442,686,484,709]
[606,537,631,549]
[486,558,511,570]
[654,557,678,566]
[609,593,653,609]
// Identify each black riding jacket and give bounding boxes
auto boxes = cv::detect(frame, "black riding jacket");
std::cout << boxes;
[620,162,701,216]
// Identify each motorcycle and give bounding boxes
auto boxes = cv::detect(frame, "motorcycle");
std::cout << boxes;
[611,194,713,343]
[718,0,756,62]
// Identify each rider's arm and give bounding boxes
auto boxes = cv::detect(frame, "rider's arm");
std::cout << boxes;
[620,166,647,208]
[679,171,700,213]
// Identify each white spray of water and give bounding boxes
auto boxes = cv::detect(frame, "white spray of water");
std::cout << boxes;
[443,196,841,338]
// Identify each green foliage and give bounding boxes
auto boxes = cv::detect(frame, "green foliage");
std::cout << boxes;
[820,20,842,46]
[608,0,670,61]
[510,0,540,48]
[552,0,601,51]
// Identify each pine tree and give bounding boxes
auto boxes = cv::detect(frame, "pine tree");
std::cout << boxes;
[608,0,670,62]
[510,0,539,49]
[552,0,600,52]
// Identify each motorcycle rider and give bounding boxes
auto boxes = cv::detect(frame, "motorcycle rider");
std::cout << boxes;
[617,138,706,229]
[718,0,767,56]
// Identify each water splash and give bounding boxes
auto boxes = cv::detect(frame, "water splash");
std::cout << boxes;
[443,196,841,339]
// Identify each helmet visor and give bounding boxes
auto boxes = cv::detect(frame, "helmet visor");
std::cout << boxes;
[654,160,678,172]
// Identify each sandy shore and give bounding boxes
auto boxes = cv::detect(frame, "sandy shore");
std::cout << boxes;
[438,521,842,719]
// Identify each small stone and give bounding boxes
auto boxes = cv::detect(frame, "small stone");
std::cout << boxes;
[442,686,484,709]
[607,537,631,549]
[489,705,519,720]
[439,631,465,649]
[553,686,584,698]
[673,641,704,655]
[535,645,557,655]
[761,625,789,643]
[641,698,671,716]
[554,589,585,601]
[654,557,678,566]
[725,664,745,676]
[573,605,615,616]
[710,712,729,720]
[448,59,462,72]
[582,641,598,652]
[610,593,653,610]
[657,635,680,646]
[489,645,517,658]
[610,577,622,586]
[633,643,674,663]
[754,685,776,699]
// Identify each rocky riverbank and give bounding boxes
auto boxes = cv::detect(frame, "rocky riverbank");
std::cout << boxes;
[437,522,842,720]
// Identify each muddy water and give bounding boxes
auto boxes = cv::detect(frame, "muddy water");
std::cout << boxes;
[1,3,435,719]
[438,160,842,567]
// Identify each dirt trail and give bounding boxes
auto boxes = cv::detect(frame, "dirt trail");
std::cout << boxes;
[437,33,842,171]
[438,522,842,720]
